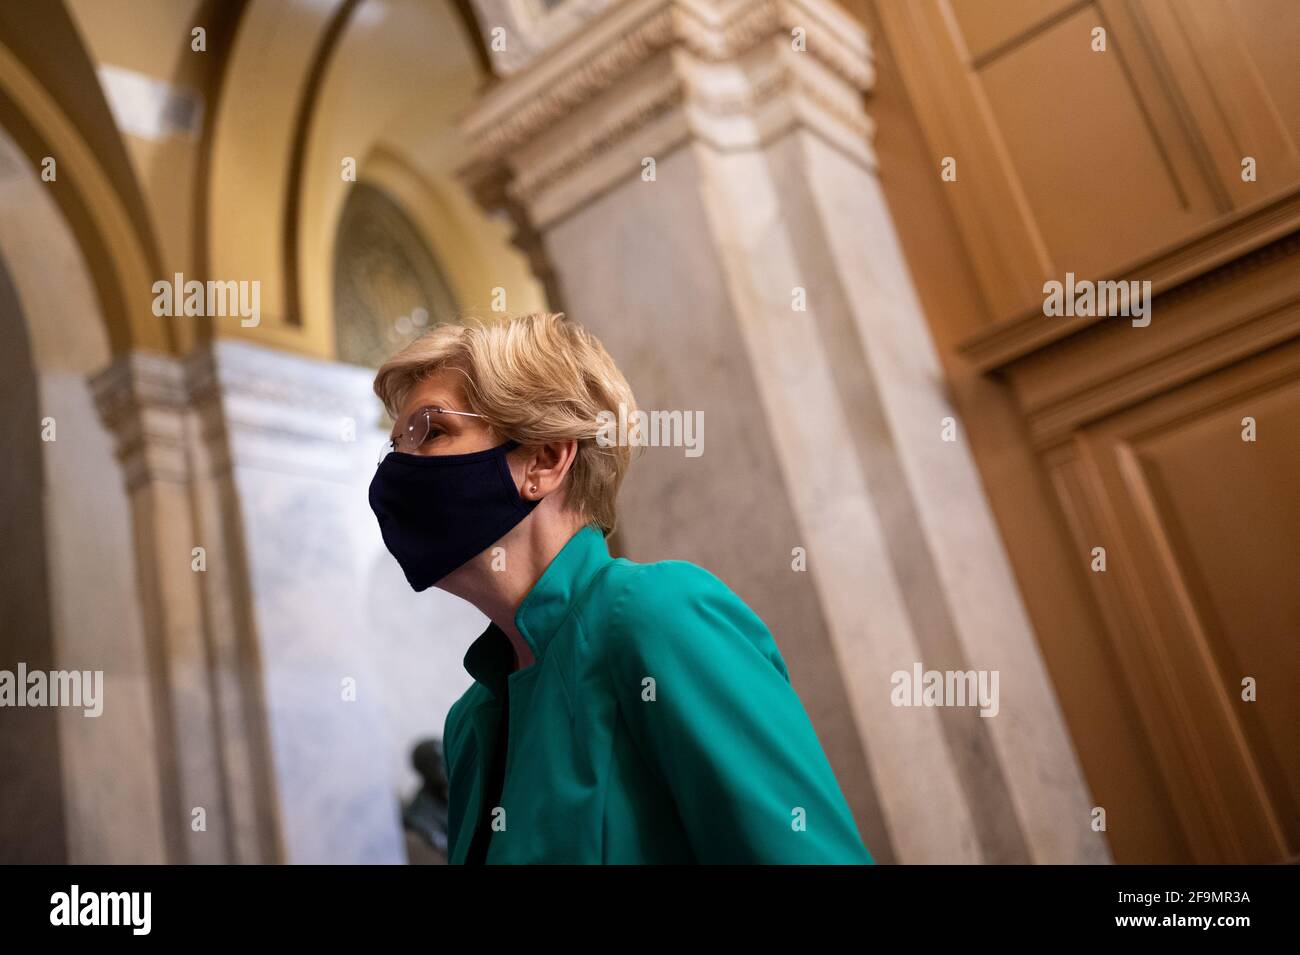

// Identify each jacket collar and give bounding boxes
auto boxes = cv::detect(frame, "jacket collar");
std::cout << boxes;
[462,524,612,697]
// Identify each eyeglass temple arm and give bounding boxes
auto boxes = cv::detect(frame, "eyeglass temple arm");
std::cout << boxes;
[387,406,486,442]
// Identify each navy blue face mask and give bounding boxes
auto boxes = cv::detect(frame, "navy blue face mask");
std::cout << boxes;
[368,438,539,592]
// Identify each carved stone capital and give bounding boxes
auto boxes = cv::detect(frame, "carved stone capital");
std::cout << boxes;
[92,342,383,489]
[460,0,875,227]
[91,351,192,490]
[469,0,622,76]
[190,340,382,482]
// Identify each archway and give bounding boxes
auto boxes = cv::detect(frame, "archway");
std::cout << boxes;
[0,125,164,863]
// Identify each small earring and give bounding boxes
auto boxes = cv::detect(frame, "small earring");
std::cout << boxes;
[529,484,538,495]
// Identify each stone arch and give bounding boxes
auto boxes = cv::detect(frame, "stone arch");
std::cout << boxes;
[0,227,63,863]
[0,6,167,356]
[206,0,547,360]
[0,126,164,863]
[332,179,459,368]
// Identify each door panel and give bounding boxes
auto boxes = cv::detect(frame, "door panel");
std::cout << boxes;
[947,0,1081,60]
[1135,0,1300,208]
[1056,339,1300,861]
[882,0,1300,326]
[977,6,1214,279]
[875,0,1300,863]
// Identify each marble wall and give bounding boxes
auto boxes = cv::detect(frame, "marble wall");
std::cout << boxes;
[198,339,484,863]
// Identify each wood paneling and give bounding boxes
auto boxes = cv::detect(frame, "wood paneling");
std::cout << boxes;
[874,0,1300,862]
[1134,0,1300,207]
[882,0,1300,327]
[1005,235,1300,863]
[947,0,1082,61]
[976,5,1216,278]
[1046,331,1300,861]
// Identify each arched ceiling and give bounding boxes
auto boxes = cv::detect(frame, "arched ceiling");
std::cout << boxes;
[0,0,545,362]
[208,0,547,358]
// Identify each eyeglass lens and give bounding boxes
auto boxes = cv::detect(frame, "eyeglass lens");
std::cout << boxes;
[397,408,431,452]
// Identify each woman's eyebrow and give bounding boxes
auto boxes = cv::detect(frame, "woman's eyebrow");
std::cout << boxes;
[391,401,461,436]
[425,402,467,417]
[408,398,460,414]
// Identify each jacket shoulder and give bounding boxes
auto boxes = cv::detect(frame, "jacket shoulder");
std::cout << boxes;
[583,556,784,674]
[587,555,733,619]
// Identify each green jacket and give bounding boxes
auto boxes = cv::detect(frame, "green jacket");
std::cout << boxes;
[442,524,874,864]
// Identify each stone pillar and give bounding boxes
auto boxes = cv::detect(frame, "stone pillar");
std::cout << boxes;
[93,340,417,864]
[184,340,409,864]
[461,0,1108,863]
[92,352,244,863]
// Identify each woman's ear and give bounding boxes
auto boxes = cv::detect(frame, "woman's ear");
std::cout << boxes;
[522,439,579,500]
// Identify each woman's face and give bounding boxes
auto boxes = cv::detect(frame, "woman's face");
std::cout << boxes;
[391,368,499,456]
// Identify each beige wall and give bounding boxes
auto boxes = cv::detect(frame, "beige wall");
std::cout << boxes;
[58,0,546,362]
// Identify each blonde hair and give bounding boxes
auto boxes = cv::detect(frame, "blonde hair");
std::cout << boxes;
[373,312,637,535]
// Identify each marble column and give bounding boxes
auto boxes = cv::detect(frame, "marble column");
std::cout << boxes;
[461,0,1108,863]
[184,340,409,864]
[92,352,243,863]
[93,340,415,863]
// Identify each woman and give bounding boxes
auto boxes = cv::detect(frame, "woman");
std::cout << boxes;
[368,311,873,865]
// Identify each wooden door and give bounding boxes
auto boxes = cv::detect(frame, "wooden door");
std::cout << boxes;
[871,0,1300,861]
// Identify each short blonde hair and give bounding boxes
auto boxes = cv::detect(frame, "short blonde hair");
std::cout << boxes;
[373,312,637,535]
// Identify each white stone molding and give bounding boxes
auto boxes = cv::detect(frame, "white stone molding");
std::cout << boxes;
[89,340,404,863]
[470,0,623,76]
[461,0,876,228]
